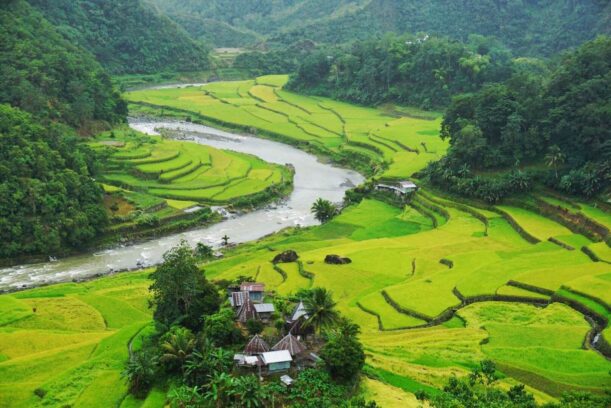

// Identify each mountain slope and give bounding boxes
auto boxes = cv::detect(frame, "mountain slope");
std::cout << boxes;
[151,0,610,56]
[28,0,211,74]
[0,0,125,127]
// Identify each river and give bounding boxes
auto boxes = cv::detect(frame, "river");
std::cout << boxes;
[0,118,363,291]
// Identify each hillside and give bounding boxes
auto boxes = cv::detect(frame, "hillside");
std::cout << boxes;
[149,0,609,56]
[0,0,125,128]
[28,0,211,74]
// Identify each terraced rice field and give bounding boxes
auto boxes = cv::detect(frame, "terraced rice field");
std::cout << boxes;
[91,128,290,205]
[126,75,447,179]
[1,78,609,406]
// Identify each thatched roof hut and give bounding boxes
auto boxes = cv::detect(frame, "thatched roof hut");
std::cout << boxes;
[237,297,259,322]
[244,334,270,355]
[272,333,306,357]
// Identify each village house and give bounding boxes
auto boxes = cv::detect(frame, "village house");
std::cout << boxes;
[375,180,418,197]
[261,350,292,373]
[272,333,306,357]
[253,303,275,321]
[240,282,265,302]
[236,297,259,323]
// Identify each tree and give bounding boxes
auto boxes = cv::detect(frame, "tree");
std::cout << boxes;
[168,385,203,408]
[311,198,337,223]
[159,326,196,375]
[184,339,232,386]
[545,145,565,179]
[303,287,340,335]
[195,242,214,259]
[231,375,267,408]
[246,319,264,335]
[149,241,221,331]
[202,307,244,347]
[123,349,158,398]
[204,372,234,408]
[320,320,365,383]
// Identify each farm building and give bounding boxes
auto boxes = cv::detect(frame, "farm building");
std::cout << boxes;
[240,282,265,302]
[272,333,306,357]
[244,334,270,355]
[254,303,275,321]
[375,180,418,196]
[261,350,292,373]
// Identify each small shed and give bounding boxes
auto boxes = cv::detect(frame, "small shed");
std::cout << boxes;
[244,334,270,355]
[254,303,275,321]
[237,297,259,322]
[272,333,306,357]
[261,350,292,373]
[240,282,265,302]
[375,180,418,196]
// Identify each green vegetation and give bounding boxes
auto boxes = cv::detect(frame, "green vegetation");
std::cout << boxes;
[0,105,108,259]
[425,36,610,202]
[0,0,125,128]
[148,0,608,57]
[92,127,291,206]
[28,0,210,74]
[287,34,513,109]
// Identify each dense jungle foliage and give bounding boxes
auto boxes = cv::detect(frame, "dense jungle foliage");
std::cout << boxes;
[0,105,108,259]
[287,34,514,108]
[424,36,611,202]
[28,0,210,74]
[149,0,609,56]
[0,0,126,128]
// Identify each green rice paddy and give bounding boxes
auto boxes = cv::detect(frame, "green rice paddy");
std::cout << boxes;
[92,128,290,205]
[125,75,447,179]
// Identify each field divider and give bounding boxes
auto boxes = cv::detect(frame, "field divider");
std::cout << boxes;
[580,246,611,264]
[418,189,488,234]
[272,263,288,282]
[547,237,574,250]
[491,207,540,244]
[506,280,555,297]
[368,132,398,152]
[356,302,384,331]
[296,261,315,287]
[273,90,313,114]
[381,290,434,322]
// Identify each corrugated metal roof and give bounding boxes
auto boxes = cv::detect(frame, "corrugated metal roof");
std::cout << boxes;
[254,303,275,313]
[230,291,249,307]
[291,301,308,322]
[240,282,265,292]
[261,350,292,364]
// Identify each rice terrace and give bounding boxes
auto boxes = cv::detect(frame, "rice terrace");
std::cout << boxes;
[0,1,610,407]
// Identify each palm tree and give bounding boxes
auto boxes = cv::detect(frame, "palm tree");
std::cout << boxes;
[545,145,565,179]
[231,375,266,408]
[123,350,158,397]
[204,372,233,408]
[303,287,340,336]
[160,327,196,375]
[311,198,337,223]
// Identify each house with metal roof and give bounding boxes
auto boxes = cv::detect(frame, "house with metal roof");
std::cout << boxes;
[240,282,265,302]
[260,350,292,373]
[253,303,275,321]
[290,301,308,322]
[229,291,250,307]
[375,180,418,196]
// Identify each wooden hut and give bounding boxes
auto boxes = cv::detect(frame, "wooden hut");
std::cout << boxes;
[244,334,270,355]
[237,297,259,322]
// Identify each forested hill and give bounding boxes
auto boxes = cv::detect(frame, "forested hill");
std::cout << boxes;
[28,0,210,74]
[0,0,125,128]
[149,0,609,56]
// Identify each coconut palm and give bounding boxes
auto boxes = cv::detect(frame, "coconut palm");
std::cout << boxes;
[160,327,196,375]
[311,198,337,223]
[123,350,158,397]
[303,287,340,335]
[204,372,233,408]
[545,145,565,179]
[231,375,266,408]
